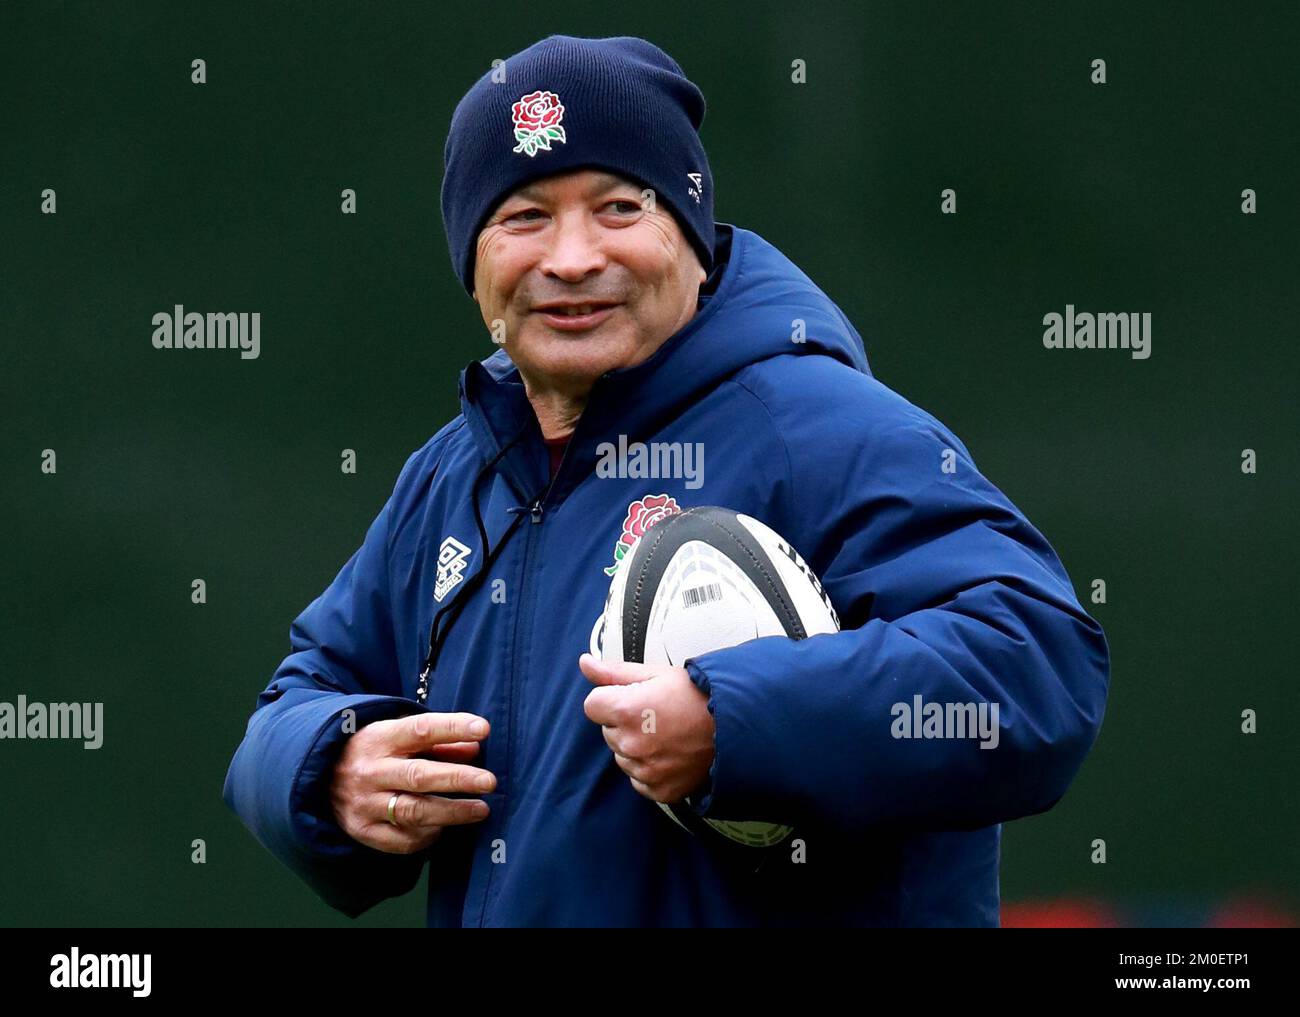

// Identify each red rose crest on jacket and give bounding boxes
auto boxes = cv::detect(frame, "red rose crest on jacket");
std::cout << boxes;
[605,494,682,576]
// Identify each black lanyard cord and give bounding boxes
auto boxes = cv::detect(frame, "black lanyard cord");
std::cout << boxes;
[414,420,545,704]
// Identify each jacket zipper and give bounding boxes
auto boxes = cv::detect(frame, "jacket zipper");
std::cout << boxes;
[476,492,546,927]
[472,424,575,925]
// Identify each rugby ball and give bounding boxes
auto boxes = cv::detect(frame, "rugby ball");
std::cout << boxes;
[598,505,840,850]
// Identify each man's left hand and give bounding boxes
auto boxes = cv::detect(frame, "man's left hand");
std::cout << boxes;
[579,652,715,805]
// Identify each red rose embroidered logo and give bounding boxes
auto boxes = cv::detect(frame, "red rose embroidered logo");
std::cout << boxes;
[604,494,682,576]
[511,90,567,157]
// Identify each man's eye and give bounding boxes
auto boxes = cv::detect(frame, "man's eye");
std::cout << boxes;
[507,209,544,223]
[606,200,641,215]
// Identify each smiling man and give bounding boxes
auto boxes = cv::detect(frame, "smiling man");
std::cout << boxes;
[224,34,1109,927]
[472,168,707,440]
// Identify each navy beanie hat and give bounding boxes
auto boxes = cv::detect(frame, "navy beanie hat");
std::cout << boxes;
[441,35,715,296]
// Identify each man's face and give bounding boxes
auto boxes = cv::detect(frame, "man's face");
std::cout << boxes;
[472,169,707,394]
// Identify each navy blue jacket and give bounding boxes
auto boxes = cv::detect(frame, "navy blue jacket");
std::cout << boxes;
[223,222,1109,926]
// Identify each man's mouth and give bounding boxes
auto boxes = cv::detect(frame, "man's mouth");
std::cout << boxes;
[533,303,621,331]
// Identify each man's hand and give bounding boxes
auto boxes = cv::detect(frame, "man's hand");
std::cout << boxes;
[330,712,495,855]
[579,653,715,805]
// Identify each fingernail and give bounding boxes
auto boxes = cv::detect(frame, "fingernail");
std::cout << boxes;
[470,719,488,737]
[477,774,495,791]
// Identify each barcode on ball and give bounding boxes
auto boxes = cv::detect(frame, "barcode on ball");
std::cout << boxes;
[681,583,724,608]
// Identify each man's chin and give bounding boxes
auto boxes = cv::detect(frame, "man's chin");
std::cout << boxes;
[515,330,629,379]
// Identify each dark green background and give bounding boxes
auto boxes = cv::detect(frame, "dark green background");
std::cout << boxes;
[1,1,1295,927]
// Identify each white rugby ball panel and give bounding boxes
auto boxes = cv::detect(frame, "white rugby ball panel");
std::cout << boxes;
[617,507,820,665]
[645,541,775,667]
[734,513,841,635]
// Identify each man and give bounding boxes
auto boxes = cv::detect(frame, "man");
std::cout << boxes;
[223,34,1109,926]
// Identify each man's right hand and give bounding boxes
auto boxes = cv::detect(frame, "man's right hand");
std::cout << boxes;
[330,712,495,854]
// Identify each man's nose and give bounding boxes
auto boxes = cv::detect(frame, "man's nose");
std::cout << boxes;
[539,211,606,282]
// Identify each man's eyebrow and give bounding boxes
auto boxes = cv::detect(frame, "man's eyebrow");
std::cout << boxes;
[509,173,630,204]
